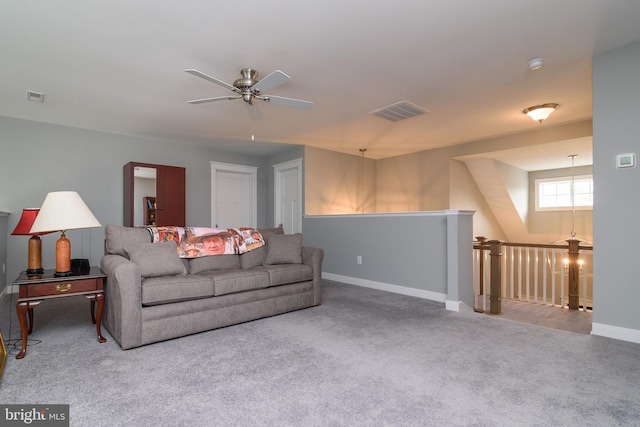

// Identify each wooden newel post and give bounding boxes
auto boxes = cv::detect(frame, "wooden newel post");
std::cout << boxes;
[567,238,580,310]
[488,240,502,314]
[475,237,487,295]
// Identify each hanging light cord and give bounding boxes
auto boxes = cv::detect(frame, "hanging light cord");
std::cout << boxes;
[569,154,577,238]
[360,149,367,214]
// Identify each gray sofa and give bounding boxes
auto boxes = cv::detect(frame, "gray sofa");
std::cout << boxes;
[100,225,323,350]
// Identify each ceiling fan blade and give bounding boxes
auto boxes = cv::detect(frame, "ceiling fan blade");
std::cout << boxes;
[252,70,290,93]
[184,69,237,91]
[264,95,314,110]
[187,96,240,104]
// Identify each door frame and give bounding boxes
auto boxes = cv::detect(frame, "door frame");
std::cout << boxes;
[273,158,303,233]
[210,161,258,228]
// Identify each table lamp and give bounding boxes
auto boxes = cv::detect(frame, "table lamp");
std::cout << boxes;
[29,191,101,277]
[11,208,53,275]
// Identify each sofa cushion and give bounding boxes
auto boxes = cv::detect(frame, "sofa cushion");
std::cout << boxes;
[199,269,270,296]
[141,275,214,305]
[264,233,303,265]
[240,245,267,269]
[258,225,284,238]
[124,241,187,278]
[189,254,240,274]
[105,224,151,257]
[259,264,313,286]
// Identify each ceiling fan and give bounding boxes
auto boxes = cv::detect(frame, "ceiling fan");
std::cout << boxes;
[185,68,313,110]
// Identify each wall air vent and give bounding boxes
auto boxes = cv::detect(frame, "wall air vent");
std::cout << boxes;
[369,100,429,122]
[26,91,45,103]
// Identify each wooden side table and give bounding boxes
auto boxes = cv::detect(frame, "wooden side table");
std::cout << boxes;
[14,266,107,359]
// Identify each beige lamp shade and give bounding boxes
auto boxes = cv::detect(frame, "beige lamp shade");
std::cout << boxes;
[30,191,101,233]
[29,191,101,275]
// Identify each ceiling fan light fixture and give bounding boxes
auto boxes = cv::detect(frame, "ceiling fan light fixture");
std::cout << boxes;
[523,103,559,124]
[242,90,254,104]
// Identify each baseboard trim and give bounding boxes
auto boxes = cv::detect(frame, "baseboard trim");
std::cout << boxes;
[322,273,447,304]
[1,285,17,297]
[446,300,461,312]
[591,322,640,344]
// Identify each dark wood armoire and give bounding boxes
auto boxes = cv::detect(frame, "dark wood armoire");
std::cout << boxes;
[123,162,186,227]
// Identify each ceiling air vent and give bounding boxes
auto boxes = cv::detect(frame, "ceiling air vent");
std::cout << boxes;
[369,100,429,122]
[26,91,45,103]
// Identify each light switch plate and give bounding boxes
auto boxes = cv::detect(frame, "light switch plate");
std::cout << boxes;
[616,153,636,168]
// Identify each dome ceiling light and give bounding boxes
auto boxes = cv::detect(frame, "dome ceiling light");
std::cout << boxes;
[528,57,544,71]
[523,103,559,124]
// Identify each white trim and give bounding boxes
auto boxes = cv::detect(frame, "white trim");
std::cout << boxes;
[2,285,17,295]
[305,209,475,220]
[445,300,475,313]
[445,300,462,312]
[322,272,447,304]
[273,158,303,233]
[591,323,640,344]
[210,161,258,228]
[273,158,302,171]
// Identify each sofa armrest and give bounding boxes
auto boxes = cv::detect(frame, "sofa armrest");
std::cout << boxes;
[302,246,324,305]
[100,254,143,349]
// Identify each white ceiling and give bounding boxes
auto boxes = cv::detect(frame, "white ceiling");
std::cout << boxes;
[2,1,640,165]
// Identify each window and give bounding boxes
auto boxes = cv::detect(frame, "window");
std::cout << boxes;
[535,175,593,211]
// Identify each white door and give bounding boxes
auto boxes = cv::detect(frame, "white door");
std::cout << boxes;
[211,162,258,228]
[216,171,251,227]
[274,159,302,234]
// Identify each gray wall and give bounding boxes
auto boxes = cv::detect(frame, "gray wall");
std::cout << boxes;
[0,212,7,290]
[0,116,300,289]
[302,211,474,308]
[592,41,640,335]
[303,213,446,293]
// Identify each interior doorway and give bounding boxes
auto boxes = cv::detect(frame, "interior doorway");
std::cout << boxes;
[210,161,258,228]
[274,158,302,234]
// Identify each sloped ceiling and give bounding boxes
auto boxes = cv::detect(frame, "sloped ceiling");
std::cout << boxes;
[2,1,640,161]
[464,158,530,242]
[457,137,593,171]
